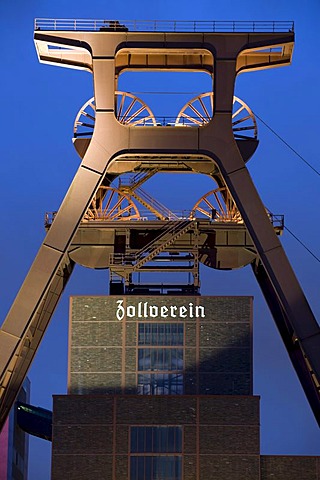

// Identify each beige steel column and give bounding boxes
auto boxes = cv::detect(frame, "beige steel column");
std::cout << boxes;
[0,50,128,430]
[199,44,320,402]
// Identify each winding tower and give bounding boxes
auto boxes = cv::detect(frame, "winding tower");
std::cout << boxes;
[0,19,320,435]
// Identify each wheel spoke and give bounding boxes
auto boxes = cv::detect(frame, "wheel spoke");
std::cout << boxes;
[117,93,126,119]
[120,97,137,123]
[74,92,156,139]
[180,112,204,126]
[175,93,257,140]
[232,104,245,119]
[203,197,214,209]
[81,111,95,121]
[233,126,255,132]
[88,102,96,111]
[232,115,252,126]
[191,187,242,223]
[199,97,211,120]
[109,204,133,220]
[233,133,255,140]
[188,102,209,122]
[102,189,115,215]
[78,121,95,129]
[123,104,146,124]
[84,186,140,221]
[196,206,211,217]
[107,197,124,217]
[214,191,227,216]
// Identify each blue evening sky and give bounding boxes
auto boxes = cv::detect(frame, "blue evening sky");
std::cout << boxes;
[0,0,320,478]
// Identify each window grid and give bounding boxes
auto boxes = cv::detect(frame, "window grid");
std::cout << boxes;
[138,348,184,371]
[130,455,182,480]
[129,426,183,480]
[130,426,182,453]
[137,323,185,395]
[138,323,184,346]
[137,373,183,395]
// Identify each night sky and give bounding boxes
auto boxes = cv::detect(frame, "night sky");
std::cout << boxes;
[1,0,320,478]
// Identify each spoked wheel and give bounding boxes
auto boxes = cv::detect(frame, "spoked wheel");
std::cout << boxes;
[175,92,257,140]
[73,91,157,138]
[190,187,242,223]
[84,186,140,221]
[116,91,157,126]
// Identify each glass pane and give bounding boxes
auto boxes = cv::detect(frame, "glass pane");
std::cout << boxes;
[138,323,184,346]
[153,456,182,480]
[145,427,152,452]
[130,427,138,453]
[130,426,182,453]
[138,427,145,452]
[138,348,184,371]
[145,456,152,479]
[130,456,182,480]
[138,374,184,395]
[137,457,144,479]
[130,456,137,480]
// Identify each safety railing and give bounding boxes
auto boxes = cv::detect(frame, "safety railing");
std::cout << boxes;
[34,19,294,33]
[44,210,192,226]
[132,187,180,221]
[45,210,284,227]
[268,213,284,231]
[73,117,210,137]
[44,211,57,227]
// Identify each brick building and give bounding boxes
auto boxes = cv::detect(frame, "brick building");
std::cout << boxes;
[50,296,319,479]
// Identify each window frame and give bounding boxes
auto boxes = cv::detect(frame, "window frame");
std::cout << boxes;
[136,322,185,395]
[129,425,184,480]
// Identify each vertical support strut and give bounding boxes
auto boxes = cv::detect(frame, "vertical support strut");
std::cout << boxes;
[205,55,320,422]
[0,55,121,430]
[0,147,113,428]
[252,260,320,424]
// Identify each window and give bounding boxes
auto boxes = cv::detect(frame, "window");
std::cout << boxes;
[138,348,183,371]
[137,324,184,395]
[138,323,184,346]
[130,456,182,480]
[130,426,182,480]
[137,373,183,395]
[131,426,182,453]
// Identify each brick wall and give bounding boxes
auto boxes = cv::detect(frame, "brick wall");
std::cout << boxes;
[69,295,253,395]
[51,395,260,480]
[261,456,320,480]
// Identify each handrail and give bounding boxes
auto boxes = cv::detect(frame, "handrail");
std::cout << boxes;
[74,115,261,131]
[45,210,284,227]
[34,19,294,33]
[109,219,193,267]
[136,220,184,258]
[133,187,179,221]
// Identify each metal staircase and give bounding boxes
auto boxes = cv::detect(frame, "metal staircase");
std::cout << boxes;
[134,220,193,269]
[119,169,178,220]
[119,168,158,190]
[110,220,194,277]
[130,187,179,220]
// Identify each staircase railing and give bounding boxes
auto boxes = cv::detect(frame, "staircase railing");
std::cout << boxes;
[134,220,193,269]
[131,187,179,220]
[110,220,194,270]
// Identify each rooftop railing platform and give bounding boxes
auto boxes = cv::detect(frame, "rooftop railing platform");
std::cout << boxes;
[34,18,294,33]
